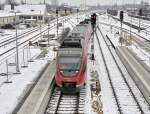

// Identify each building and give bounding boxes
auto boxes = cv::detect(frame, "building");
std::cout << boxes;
[4,4,48,23]
[0,11,20,28]
[57,5,72,16]
[0,4,49,28]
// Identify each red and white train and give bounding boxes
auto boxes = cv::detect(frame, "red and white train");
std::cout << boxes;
[55,20,93,91]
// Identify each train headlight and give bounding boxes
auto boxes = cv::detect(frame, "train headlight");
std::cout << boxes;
[75,70,79,73]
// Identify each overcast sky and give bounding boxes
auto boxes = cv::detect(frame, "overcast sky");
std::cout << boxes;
[0,0,149,6]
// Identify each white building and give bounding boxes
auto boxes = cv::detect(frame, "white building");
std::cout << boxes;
[0,11,20,27]
[4,4,48,23]
[0,4,49,28]
[16,5,48,23]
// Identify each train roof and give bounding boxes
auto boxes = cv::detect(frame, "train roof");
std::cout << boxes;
[60,23,91,49]
[58,48,82,57]
[61,39,82,48]
[72,26,85,34]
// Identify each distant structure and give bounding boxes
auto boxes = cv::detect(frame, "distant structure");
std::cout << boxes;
[5,0,14,4]
[51,0,58,7]
[80,0,86,11]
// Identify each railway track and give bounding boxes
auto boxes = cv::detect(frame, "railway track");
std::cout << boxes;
[0,17,75,61]
[99,21,150,53]
[0,24,55,60]
[0,16,72,47]
[69,19,77,27]
[95,26,150,114]
[45,87,86,114]
[126,16,150,30]
[110,15,150,36]
[0,24,45,47]
[99,21,150,42]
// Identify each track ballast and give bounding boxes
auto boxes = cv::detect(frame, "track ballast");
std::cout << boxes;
[45,87,86,114]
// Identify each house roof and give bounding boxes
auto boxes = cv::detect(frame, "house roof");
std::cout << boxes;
[4,5,47,16]
[0,10,16,17]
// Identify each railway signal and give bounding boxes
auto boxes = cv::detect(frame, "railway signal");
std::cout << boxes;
[77,9,79,23]
[119,11,124,45]
[56,9,58,38]
[138,8,142,33]
[91,13,97,28]
[65,9,67,15]
[120,11,124,22]
[139,8,142,16]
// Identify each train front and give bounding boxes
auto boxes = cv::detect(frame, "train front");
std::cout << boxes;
[55,47,85,91]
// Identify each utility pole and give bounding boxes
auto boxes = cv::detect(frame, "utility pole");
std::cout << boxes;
[48,18,50,46]
[77,9,79,23]
[40,10,42,39]
[56,9,58,39]
[15,12,20,74]
[130,13,132,44]
[63,14,64,32]
[119,11,124,45]
[63,9,67,32]
[138,8,142,33]
[84,0,86,15]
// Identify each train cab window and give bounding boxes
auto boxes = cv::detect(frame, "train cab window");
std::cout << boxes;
[59,56,81,76]
[58,49,82,76]
[61,40,82,48]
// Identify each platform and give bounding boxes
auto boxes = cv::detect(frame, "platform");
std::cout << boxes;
[17,60,56,114]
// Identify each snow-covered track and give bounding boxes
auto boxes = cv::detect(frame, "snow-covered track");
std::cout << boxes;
[45,87,85,114]
[95,26,150,114]
[110,15,150,37]
[116,47,150,105]
[131,36,150,53]
[99,22,150,42]
[0,25,54,56]
[68,19,77,28]
[0,24,45,47]
[0,17,74,62]
[0,15,73,48]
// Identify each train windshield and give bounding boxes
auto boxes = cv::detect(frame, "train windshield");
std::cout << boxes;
[59,56,81,70]
[58,49,82,76]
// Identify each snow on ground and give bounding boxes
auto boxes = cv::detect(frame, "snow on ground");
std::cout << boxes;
[98,13,150,41]
[97,14,150,113]
[98,14,150,68]
[0,43,55,114]
[129,45,150,67]
[0,59,47,114]
[94,30,119,114]
[85,43,93,114]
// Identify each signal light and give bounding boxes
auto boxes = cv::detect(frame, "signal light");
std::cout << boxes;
[91,13,97,26]
[139,8,142,16]
[56,9,58,14]
[120,11,124,22]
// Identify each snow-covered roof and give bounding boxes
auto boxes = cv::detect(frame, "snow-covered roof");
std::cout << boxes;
[16,5,46,15]
[0,11,16,17]
[4,5,47,16]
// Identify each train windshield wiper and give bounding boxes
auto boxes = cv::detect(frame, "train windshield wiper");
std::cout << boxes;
[60,69,79,71]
